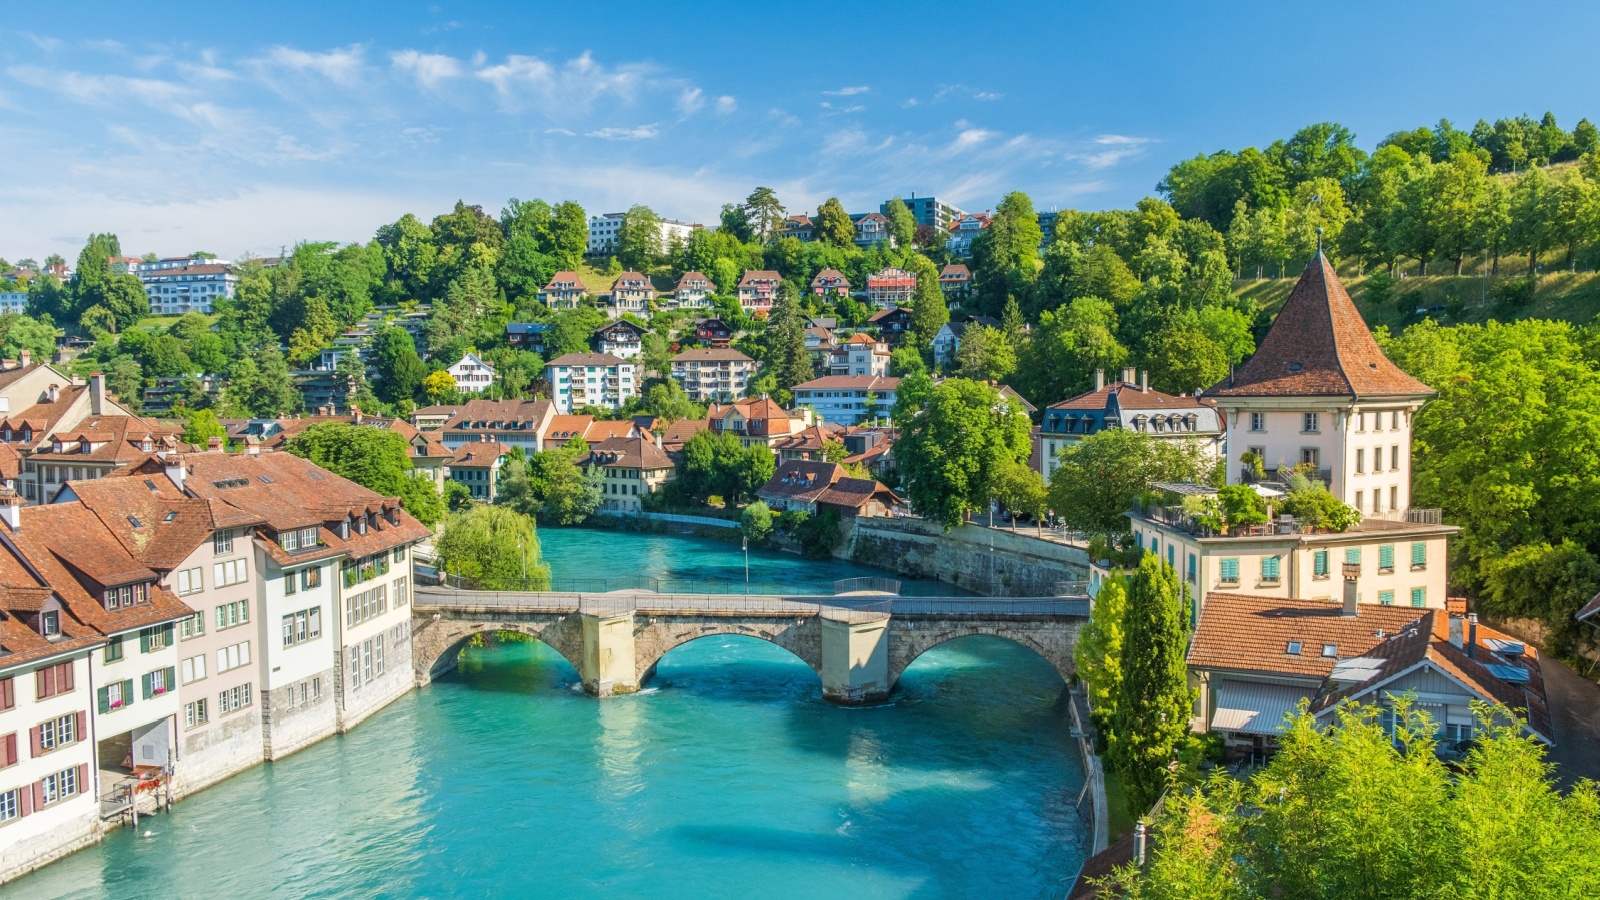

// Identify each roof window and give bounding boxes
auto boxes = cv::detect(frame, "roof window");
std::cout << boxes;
[1321,644,1338,657]
[1286,641,1302,655]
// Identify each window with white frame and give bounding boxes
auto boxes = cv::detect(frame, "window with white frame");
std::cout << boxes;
[178,612,205,641]
[38,713,77,750]
[214,529,233,555]
[213,558,248,587]
[185,699,208,729]
[1303,412,1319,433]
[181,654,206,684]
[0,788,17,822]
[40,767,79,805]
[281,607,322,647]
[216,600,249,630]
[216,641,251,673]
[218,683,252,715]
[176,567,203,595]
[1249,412,1265,432]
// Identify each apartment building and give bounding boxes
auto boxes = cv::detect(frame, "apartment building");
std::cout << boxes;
[810,269,851,298]
[830,333,890,377]
[1037,368,1224,480]
[446,353,494,394]
[866,267,916,309]
[538,272,588,310]
[448,442,509,502]
[593,320,645,360]
[545,353,638,413]
[672,271,716,309]
[670,348,754,402]
[410,398,556,454]
[605,272,653,318]
[135,257,237,316]
[852,212,893,248]
[587,214,697,255]
[938,264,972,301]
[882,194,964,230]
[791,375,901,426]
[578,436,674,513]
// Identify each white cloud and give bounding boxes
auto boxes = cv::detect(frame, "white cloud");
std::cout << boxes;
[676,87,704,115]
[585,124,658,141]
[823,85,869,96]
[255,45,367,87]
[390,50,464,89]
[475,51,653,114]
[715,95,736,114]
[950,128,996,151]
[1065,134,1156,169]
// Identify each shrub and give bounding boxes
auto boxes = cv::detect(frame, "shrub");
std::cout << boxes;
[740,501,774,544]
[1490,274,1537,311]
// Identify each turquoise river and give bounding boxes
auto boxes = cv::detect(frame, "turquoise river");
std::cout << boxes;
[7,528,1089,899]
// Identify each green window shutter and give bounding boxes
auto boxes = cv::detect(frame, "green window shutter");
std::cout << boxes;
[1412,542,1426,567]
[164,666,176,691]
[1379,545,1394,569]
[163,623,175,645]
[1379,590,1395,605]
[139,628,151,653]
[1345,548,1361,565]
[1412,588,1426,607]
[98,686,110,714]
[142,672,153,699]
[1220,558,1239,581]
[1262,557,1280,580]
[1314,551,1328,576]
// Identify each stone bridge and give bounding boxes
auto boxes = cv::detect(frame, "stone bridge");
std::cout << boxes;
[410,587,1089,705]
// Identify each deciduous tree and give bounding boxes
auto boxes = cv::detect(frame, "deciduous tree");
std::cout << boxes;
[894,378,1031,529]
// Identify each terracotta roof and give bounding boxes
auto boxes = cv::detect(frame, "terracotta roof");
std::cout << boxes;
[1187,593,1429,679]
[450,442,510,467]
[675,271,714,289]
[1207,253,1434,399]
[0,581,106,673]
[1047,381,1215,413]
[737,270,781,286]
[660,417,710,454]
[435,399,555,433]
[757,459,898,510]
[31,416,182,466]
[938,264,971,280]
[583,420,638,441]
[792,375,902,392]
[672,348,753,363]
[543,271,585,289]
[840,333,883,347]
[770,424,838,453]
[0,442,19,480]
[811,268,851,286]
[578,436,673,471]
[543,415,595,444]
[610,271,651,290]
[64,475,267,571]
[547,352,628,367]
[1,383,88,433]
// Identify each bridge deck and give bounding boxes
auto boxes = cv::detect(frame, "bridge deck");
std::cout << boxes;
[413,587,1089,619]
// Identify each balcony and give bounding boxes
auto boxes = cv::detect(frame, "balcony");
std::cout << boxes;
[1241,467,1332,486]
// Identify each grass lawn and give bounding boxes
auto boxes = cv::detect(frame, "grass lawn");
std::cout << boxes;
[133,312,219,332]
[1102,769,1136,844]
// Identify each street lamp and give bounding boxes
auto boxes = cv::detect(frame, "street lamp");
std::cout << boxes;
[743,535,750,594]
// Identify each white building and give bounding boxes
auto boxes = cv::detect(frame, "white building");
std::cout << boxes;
[671,348,754,402]
[605,272,653,318]
[790,375,901,426]
[1037,368,1224,481]
[546,353,638,413]
[672,271,715,309]
[593,321,645,360]
[587,214,698,255]
[135,258,237,316]
[446,353,494,394]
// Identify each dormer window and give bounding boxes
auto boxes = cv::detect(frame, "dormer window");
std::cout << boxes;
[80,442,91,454]
[141,438,153,451]
[339,519,351,540]
[41,610,60,637]
[51,439,62,453]
[356,516,367,535]
[21,427,31,442]
[103,583,149,611]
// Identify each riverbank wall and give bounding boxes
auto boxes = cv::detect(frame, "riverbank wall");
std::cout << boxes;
[845,517,1089,597]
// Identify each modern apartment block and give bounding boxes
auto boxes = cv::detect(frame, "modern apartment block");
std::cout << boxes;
[135,257,237,316]
[670,348,754,402]
[545,353,638,413]
[587,213,697,255]
[881,194,964,230]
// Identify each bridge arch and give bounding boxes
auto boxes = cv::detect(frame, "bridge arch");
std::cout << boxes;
[411,615,585,686]
[635,616,824,686]
[886,621,1077,692]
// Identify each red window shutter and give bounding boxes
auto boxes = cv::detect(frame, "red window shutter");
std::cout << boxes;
[1,732,14,767]
[0,676,12,710]
[29,725,42,758]
[76,764,88,795]
[75,711,86,744]
[35,667,48,698]
[62,662,74,693]
[32,780,44,810]
[19,780,31,816]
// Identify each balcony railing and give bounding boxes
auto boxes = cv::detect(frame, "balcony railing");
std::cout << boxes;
[1241,467,1333,486]
[1133,500,1300,539]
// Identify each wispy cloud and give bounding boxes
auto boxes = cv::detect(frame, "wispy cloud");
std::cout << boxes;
[932,83,1004,103]
[475,51,655,115]
[823,85,869,96]
[1065,134,1156,168]
[715,95,736,114]
[390,50,463,89]
[676,87,704,115]
[585,124,658,141]
[253,45,367,87]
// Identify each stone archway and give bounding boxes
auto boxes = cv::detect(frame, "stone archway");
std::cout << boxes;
[885,619,1080,691]
[633,615,825,686]
[411,613,586,686]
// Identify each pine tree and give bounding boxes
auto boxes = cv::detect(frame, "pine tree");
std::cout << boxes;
[1112,553,1193,815]
[764,282,813,392]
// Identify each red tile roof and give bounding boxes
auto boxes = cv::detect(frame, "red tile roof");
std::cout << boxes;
[1207,253,1434,399]
[450,441,510,467]
[1188,593,1429,679]
[578,436,673,471]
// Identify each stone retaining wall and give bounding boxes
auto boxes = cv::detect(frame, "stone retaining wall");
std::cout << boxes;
[848,518,1090,597]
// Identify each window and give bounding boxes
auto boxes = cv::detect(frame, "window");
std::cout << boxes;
[1303,412,1319,433]
[302,566,322,590]
[214,529,234,555]
[1411,588,1427,608]
[1355,491,1363,511]
[142,666,175,698]
[1373,446,1383,471]
[1286,641,1302,655]
[0,788,17,822]
[216,600,249,630]
[284,569,297,595]
[1379,544,1395,573]
[176,567,203,595]
[102,583,150,611]
[1391,445,1400,470]
[1186,553,1197,582]
[281,607,322,647]
[1261,556,1281,584]
[0,676,12,711]
[345,584,388,627]
[178,612,205,640]
[1390,486,1399,511]
[98,679,133,712]
[181,655,206,684]
[37,713,78,751]
[1391,411,1400,430]
[1345,548,1362,565]
[1219,558,1240,585]
[1373,491,1381,514]
[1301,448,1319,467]
[1379,590,1395,606]
[1356,412,1366,432]
[1411,542,1427,570]
[35,662,74,699]
[40,610,60,637]
[348,648,361,690]
[278,530,299,551]
[391,621,411,645]
[1321,644,1338,658]
[1249,412,1265,432]
[40,767,80,805]
[184,699,208,729]
[216,641,251,673]
[1355,449,1365,474]
[393,545,407,563]
[213,558,248,587]
[1313,550,1330,579]
[218,683,252,715]
[394,576,409,608]
[139,624,172,653]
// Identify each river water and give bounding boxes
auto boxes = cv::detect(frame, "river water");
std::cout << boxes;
[7,529,1088,899]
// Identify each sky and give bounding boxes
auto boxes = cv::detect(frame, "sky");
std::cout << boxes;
[3,0,1598,261]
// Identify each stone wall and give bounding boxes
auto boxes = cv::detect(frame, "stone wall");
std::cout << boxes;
[848,518,1089,596]
[634,615,824,683]
[262,670,338,761]
[410,611,586,685]
[885,616,1082,687]
[175,708,266,798]
[0,807,105,887]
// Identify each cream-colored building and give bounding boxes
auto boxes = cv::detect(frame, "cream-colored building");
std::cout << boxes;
[580,436,675,513]
[1125,253,1457,616]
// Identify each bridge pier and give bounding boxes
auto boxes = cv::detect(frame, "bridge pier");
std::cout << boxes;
[581,611,640,697]
[820,617,890,705]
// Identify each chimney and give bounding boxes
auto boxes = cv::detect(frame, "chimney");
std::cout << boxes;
[89,372,105,415]
[47,384,58,403]
[1341,562,1359,617]
[244,435,261,457]
[19,349,30,368]
[1140,370,1149,393]
[0,486,22,531]
[1467,613,1478,659]
[165,455,187,491]
[206,436,223,451]
[1094,369,1104,391]
[351,406,363,424]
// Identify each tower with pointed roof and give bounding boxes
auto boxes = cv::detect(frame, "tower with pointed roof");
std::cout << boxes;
[1207,252,1434,517]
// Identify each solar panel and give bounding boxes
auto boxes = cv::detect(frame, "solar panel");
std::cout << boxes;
[1486,663,1530,684]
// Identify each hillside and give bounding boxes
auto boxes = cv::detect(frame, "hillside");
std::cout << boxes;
[1235,269,1600,333]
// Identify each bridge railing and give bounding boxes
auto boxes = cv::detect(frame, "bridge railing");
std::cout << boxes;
[832,576,902,596]
[819,599,894,623]
[413,587,1089,619]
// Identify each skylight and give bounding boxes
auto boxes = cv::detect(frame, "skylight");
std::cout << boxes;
[163,511,177,522]
[127,515,142,528]
[1286,641,1302,655]
[1321,644,1338,657]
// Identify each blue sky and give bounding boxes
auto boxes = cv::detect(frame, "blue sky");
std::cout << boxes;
[3,0,1598,260]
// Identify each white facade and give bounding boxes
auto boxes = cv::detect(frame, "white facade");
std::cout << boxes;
[546,354,638,413]
[587,213,697,255]
[135,258,237,316]
[333,544,414,732]
[0,651,99,884]
[256,550,339,760]
[447,353,495,394]
[791,377,900,426]
[1221,404,1419,519]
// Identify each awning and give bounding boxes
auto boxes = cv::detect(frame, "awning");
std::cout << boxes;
[1210,681,1314,736]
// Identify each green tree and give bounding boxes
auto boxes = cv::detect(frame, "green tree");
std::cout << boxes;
[741,500,774,544]
[1075,575,1126,745]
[1015,297,1128,404]
[1048,428,1211,536]
[991,458,1046,532]
[1140,321,1228,394]
[883,197,917,248]
[743,187,786,242]
[640,332,673,379]
[0,313,56,363]
[371,326,426,404]
[640,381,703,424]
[763,282,812,392]
[1507,165,1561,273]
[814,197,855,248]
[970,191,1043,312]
[508,438,604,525]
[141,333,192,379]
[435,505,550,590]
[907,255,949,354]
[1480,540,1600,656]
[894,378,1032,529]
[615,204,663,272]
[1112,553,1192,815]
[181,408,226,447]
[229,346,302,418]
[105,356,144,413]
[954,324,1016,382]
[284,422,445,526]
